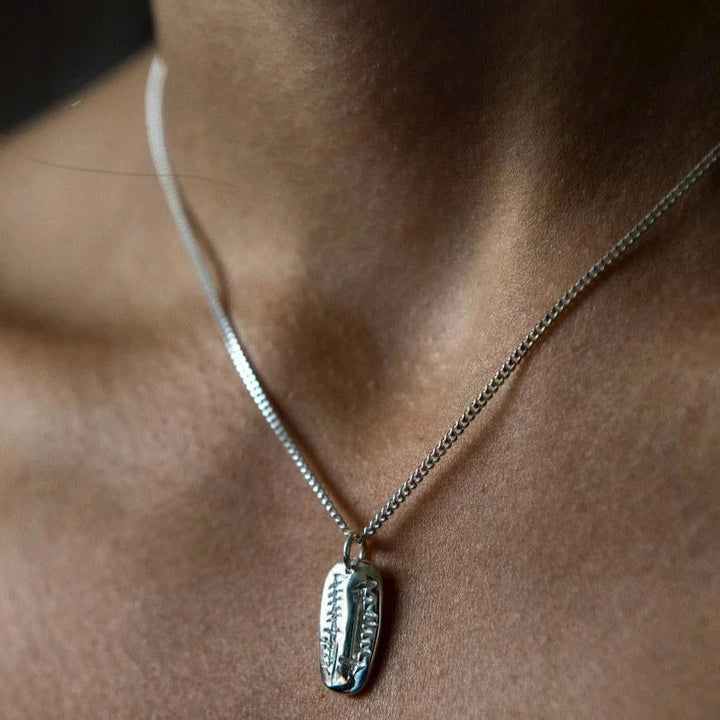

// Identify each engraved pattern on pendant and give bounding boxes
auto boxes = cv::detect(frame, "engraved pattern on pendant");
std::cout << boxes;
[320,572,343,674]
[319,561,382,693]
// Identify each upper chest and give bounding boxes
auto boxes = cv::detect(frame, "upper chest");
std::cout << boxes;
[0,309,718,718]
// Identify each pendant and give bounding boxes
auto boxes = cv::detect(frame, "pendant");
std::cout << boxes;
[318,536,382,694]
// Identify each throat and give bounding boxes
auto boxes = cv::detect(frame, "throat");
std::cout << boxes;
[153,0,716,325]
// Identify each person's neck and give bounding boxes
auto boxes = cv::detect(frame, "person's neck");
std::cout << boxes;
[151,1,717,382]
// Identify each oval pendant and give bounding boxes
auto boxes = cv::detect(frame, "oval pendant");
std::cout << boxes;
[318,559,382,693]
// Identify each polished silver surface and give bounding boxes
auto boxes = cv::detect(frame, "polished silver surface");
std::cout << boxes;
[146,55,720,545]
[319,560,382,694]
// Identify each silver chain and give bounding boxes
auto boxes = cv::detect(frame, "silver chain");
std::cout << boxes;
[145,56,719,546]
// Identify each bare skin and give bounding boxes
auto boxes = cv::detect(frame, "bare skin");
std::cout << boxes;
[1,2,719,717]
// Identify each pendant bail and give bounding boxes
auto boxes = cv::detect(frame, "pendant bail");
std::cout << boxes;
[343,533,366,571]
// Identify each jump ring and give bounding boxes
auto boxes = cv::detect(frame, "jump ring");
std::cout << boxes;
[343,533,366,571]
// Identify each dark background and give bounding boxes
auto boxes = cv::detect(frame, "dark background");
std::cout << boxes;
[1,0,153,131]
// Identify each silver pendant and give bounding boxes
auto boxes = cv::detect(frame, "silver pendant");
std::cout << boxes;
[318,538,382,694]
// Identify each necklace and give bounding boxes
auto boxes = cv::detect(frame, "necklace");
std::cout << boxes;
[144,55,719,694]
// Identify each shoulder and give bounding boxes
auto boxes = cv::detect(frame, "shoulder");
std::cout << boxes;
[0,47,206,475]
[0,47,185,335]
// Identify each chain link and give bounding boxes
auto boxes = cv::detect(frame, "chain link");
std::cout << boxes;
[146,56,719,545]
